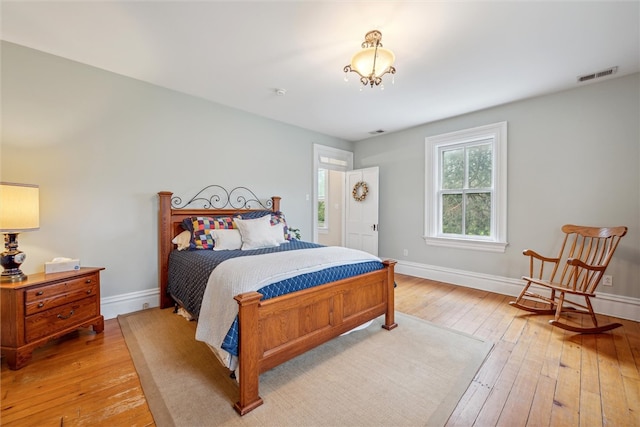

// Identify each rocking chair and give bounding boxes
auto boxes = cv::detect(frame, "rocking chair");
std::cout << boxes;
[510,224,627,333]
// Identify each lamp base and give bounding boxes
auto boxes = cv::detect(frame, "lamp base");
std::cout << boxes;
[1,270,27,283]
[1,233,28,282]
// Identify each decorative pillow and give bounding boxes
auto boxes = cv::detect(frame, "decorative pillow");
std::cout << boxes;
[271,212,293,240]
[238,210,292,240]
[212,229,243,251]
[188,216,236,250]
[171,230,192,251]
[234,215,281,250]
[269,222,288,245]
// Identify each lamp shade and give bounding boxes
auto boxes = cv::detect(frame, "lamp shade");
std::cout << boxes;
[0,182,40,232]
[350,47,395,79]
[344,30,396,88]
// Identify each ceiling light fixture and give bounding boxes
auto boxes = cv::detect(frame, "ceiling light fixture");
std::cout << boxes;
[344,30,396,89]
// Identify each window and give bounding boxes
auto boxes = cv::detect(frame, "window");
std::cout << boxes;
[425,122,508,252]
[317,168,328,229]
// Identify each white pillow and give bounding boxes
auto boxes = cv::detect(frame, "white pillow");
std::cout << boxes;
[235,215,281,250]
[212,229,243,251]
[269,222,288,244]
[171,230,192,251]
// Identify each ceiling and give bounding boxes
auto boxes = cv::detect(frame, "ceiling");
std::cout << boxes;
[2,1,639,142]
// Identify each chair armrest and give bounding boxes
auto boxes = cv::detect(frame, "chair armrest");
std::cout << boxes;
[523,249,560,280]
[567,258,606,272]
[523,249,559,263]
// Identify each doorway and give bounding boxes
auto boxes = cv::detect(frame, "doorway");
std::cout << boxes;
[317,168,345,246]
[312,144,353,244]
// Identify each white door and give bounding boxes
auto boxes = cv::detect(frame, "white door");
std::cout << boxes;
[345,167,379,256]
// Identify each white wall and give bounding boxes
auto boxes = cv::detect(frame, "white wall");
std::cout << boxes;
[354,73,640,300]
[1,42,352,311]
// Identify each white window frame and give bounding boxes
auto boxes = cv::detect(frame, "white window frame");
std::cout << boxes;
[424,122,508,252]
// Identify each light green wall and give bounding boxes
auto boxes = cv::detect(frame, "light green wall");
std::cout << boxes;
[1,41,352,299]
[354,72,640,298]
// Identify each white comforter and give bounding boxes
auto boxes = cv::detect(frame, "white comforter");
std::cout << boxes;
[194,246,380,368]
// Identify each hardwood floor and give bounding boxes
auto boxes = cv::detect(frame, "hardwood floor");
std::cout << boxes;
[2,273,639,426]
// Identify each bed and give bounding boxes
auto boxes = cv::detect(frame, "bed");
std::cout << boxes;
[157,186,397,415]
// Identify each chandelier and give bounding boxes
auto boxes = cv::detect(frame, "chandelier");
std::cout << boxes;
[343,30,396,88]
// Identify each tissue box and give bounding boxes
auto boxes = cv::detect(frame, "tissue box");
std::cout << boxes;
[45,259,81,274]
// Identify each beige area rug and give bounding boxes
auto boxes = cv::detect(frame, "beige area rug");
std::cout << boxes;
[118,308,492,427]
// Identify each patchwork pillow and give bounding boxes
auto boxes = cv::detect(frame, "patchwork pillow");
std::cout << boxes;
[212,229,243,251]
[171,230,192,251]
[186,216,236,250]
[234,215,281,250]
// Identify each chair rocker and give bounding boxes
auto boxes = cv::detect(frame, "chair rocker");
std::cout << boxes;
[509,224,627,333]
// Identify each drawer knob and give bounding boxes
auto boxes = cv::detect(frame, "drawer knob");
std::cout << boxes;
[86,289,92,294]
[57,310,75,320]
[36,291,44,296]
[38,302,44,308]
[85,279,92,284]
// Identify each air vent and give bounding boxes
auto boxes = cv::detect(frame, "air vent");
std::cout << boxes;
[577,66,618,83]
[369,129,386,135]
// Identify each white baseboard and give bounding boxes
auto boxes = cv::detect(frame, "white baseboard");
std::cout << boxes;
[99,261,640,323]
[394,260,640,323]
[101,288,160,320]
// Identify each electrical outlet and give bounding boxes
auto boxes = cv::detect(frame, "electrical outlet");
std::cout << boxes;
[602,275,613,287]
[143,302,150,309]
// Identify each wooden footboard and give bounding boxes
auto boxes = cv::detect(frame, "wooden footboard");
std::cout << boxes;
[233,259,396,415]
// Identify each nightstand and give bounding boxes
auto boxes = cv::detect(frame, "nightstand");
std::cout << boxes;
[1,267,104,369]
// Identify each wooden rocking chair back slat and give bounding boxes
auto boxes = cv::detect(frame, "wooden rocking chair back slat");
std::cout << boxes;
[510,224,627,333]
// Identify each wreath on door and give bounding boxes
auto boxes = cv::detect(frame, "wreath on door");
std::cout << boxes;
[352,181,369,202]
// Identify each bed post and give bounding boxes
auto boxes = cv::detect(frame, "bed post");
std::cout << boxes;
[158,191,174,309]
[233,291,264,415]
[381,260,398,331]
[271,196,281,212]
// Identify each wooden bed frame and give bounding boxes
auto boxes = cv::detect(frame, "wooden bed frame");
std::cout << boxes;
[158,189,397,415]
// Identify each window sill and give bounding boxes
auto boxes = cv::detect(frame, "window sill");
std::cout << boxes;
[423,236,508,253]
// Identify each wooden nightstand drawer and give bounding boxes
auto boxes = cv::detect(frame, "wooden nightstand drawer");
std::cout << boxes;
[25,296,99,343]
[25,282,98,315]
[25,273,99,303]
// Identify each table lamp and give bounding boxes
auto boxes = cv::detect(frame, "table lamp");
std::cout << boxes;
[0,182,40,282]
